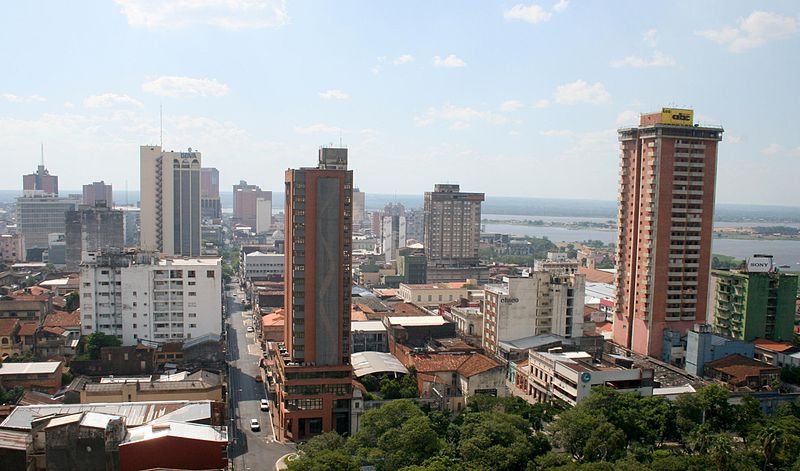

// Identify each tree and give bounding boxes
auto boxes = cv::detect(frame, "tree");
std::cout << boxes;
[378,415,442,470]
[758,425,782,471]
[288,432,359,471]
[0,386,24,405]
[348,400,427,466]
[550,406,608,462]
[583,422,627,462]
[458,411,546,471]
[399,455,463,471]
[64,291,80,312]
[85,332,122,360]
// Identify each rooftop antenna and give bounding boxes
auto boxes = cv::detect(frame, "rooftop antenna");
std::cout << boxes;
[339,130,343,148]
[159,104,163,148]
[40,143,44,167]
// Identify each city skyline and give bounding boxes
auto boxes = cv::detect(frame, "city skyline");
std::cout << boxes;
[2,1,799,205]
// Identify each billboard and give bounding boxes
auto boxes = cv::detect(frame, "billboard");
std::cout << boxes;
[747,256,774,273]
[661,108,694,126]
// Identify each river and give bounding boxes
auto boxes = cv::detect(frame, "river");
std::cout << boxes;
[483,214,800,268]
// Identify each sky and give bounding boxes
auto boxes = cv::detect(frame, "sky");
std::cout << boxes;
[1,0,799,205]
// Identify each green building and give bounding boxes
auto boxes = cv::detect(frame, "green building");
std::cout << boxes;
[712,268,798,342]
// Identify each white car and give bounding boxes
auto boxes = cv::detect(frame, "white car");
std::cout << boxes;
[250,419,260,431]
[260,399,270,411]
[247,326,254,333]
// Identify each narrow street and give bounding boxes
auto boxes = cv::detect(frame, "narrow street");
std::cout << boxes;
[225,280,293,470]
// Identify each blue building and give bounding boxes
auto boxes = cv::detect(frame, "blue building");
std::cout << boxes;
[685,324,754,377]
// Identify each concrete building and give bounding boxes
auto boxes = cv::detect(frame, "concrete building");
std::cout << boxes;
[118,421,228,471]
[350,321,388,353]
[199,168,221,220]
[78,371,223,404]
[352,188,366,228]
[613,108,723,357]
[256,196,272,233]
[533,252,579,275]
[242,251,284,281]
[711,257,798,342]
[15,194,79,261]
[483,274,585,357]
[118,206,140,247]
[140,146,202,257]
[45,233,66,267]
[277,147,354,440]
[423,184,487,283]
[0,361,63,394]
[65,204,125,270]
[23,163,58,196]
[0,233,25,263]
[80,250,222,345]
[82,181,113,207]
[398,281,468,306]
[528,350,654,405]
[396,247,426,284]
[381,215,406,264]
[232,180,271,230]
[685,324,754,377]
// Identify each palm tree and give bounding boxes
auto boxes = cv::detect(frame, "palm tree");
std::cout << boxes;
[758,425,781,471]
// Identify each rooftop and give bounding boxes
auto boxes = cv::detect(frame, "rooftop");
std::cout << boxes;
[0,318,19,336]
[752,338,797,353]
[44,311,81,328]
[157,257,221,266]
[705,354,780,386]
[400,282,467,290]
[386,316,449,327]
[0,361,61,376]
[351,321,386,333]
[411,352,500,378]
[123,421,227,444]
[351,351,409,377]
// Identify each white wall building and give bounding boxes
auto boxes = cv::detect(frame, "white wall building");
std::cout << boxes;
[243,251,284,280]
[381,215,406,264]
[80,251,222,345]
[484,274,585,356]
[256,197,272,234]
[140,146,202,256]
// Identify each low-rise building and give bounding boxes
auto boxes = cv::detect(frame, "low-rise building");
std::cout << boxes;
[351,321,388,353]
[704,354,780,390]
[0,318,22,357]
[385,316,456,349]
[260,309,285,342]
[408,352,506,408]
[752,338,800,367]
[0,361,63,394]
[0,234,25,263]
[398,281,469,306]
[684,324,754,377]
[118,421,228,471]
[242,251,284,281]
[78,370,223,404]
[528,350,654,406]
[440,305,483,346]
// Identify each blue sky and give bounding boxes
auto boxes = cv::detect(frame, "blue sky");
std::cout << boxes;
[1,0,798,205]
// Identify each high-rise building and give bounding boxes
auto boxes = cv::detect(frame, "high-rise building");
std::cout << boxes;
[23,164,58,196]
[15,194,79,261]
[80,250,222,344]
[423,184,487,283]
[256,196,272,233]
[612,108,723,358]
[711,256,798,342]
[140,146,202,256]
[276,147,353,440]
[65,204,125,270]
[0,234,24,263]
[381,215,406,263]
[352,188,366,228]
[82,181,113,207]
[232,180,271,230]
[200,168,221,220]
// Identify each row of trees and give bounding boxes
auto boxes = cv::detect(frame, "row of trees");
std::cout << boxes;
[288,386,800,471]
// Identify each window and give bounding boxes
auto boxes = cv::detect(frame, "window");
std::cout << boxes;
[188,292,196,296]
[132,324,137,328]
[188,270,196,278]
[190,323,197,328]
[207,270,215,278]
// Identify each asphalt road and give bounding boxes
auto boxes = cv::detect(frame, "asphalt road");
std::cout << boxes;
[225,281,293,470]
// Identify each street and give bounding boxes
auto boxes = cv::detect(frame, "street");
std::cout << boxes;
[225,281,293,470]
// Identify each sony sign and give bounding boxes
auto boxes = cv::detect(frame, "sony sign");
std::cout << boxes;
[747,256,773,273]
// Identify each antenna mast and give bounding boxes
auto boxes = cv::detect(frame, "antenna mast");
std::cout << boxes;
[160,104,163,148]
[40,143,44,167]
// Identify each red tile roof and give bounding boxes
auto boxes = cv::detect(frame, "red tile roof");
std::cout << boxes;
[0,318,19,336]
[411,352,500,378]
[44,311,80,328]
[752,338,796,353]
[41,326,66,336]
[578,267,615,284]
[705,354,780,386]
[17,321,38,337]
[262,310,286,328]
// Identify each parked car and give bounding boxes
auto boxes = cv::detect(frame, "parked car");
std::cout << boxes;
[255,375,263,383]
[260,399,270,411]
[247,326,254,333]
[250,419,260,431]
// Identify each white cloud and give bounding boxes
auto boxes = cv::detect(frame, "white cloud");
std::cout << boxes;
[294,123,345,135]
[393,54,414,65]
[616,110,639,126]
[504,0,568,24]
[643,28,658,48]
[141,76,229,98]
[697,11,798,53]
[762,143,800,157]
[114,0,289,30]
[84,93,143,108]
[499,100,524,113]
[433,54,466,68]
[726,134,742,144]
[1,93,46,103]
[533,99,550,108]
[540,129,575,137]
[414,104,512,130]
[554,80,611,105]
[318,89,350,101]
[612,50,676,68]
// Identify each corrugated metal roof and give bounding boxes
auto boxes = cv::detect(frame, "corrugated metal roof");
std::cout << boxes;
[0,362,61,375]
[0,400,213,430]
[351,352,409,377]
[0,428,29,451]
[123,421,227,444]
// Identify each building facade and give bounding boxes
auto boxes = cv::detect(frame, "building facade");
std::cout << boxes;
[140,146,202,256]
[65,205,125,270]
[0,234,25,263]
[423,184,487,283]
[82,181,113,207]
[711,264,798,342]
[23,164,58,196]
[613,108,723,357]
[15,194,79,260]
[380,215,406,264]
[232,180,271,230]
[277,147,354,440]
[80,250,222,345]
[200,167,221,220]
[484,274,585,356]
